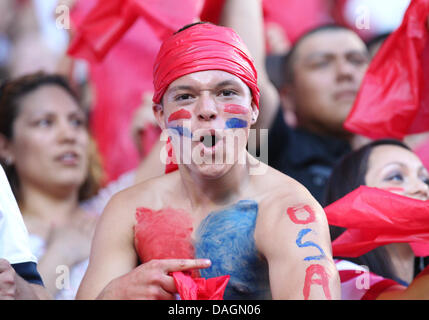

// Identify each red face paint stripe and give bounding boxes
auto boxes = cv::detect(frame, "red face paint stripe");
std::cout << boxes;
[168,109,192,122]
[383,187,404,192]
[303,264,332,300]
[224,104,249,115]
[287,205,316,225]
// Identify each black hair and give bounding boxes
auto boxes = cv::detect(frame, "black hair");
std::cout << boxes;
[282,24,364,86]
[174,21,214,35]
[323,139,411,282]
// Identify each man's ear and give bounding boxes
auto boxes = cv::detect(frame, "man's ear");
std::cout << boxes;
[152,103,166,130]
[250,102,259,126]
[279,85,298,128]
[0,134,14,165]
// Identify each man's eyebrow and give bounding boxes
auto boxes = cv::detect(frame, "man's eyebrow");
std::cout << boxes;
[215,80,241,88]
[303,49,369,62]
[166,85,194,94]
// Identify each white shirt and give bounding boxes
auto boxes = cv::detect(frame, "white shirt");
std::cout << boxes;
[0,166,37,264]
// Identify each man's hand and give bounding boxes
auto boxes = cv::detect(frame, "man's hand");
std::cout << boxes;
[0,259,19,300]
[97,258,211,300]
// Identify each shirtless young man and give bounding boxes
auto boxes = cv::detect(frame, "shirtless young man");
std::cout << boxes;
[76,22,340,300]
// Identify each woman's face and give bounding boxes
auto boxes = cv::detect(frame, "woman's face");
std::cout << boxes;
[7,85,89,194]
[365,145,429,201]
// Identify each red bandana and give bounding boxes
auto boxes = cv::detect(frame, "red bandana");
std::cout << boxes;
[152,23,260,108]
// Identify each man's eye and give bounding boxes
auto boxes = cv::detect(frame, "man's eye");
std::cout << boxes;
[310,60,330,68]
[175,94,193,101]
[348,55,369,66]
[220,90,236,97]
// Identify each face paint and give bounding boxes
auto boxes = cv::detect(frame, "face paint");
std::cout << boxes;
[195,200,271,300]
[296,228,326,261]
[168,109,192,122]
[303,264,332,300]
[134,207,195,262]
[167,126,193,138]
[225,118,248,129]
[224,104,249,115]
[382,187,405,193]
[287,205,316,225]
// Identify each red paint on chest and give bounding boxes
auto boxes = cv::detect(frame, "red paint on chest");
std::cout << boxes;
[224,104,249,115]
[287,205,316,225]
[168,109,192,122]
[134,207,194,262]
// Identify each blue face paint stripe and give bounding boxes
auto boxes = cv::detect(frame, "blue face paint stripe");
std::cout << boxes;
[167,126,193,138]
[225,118,248,129]
[296,228,326,261]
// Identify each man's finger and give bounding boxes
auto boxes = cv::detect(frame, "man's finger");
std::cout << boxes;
[161,259,211,273]
[0,259,11,272]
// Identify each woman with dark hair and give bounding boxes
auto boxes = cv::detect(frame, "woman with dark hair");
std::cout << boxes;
[324,139,429,299]
[0,71,102,299]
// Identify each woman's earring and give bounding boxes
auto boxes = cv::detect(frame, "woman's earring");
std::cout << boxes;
[4,157,13,166]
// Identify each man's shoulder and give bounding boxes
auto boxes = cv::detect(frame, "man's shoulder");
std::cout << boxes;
[254,168,324,225]
[103,172,180,217]
[254,165,313,203]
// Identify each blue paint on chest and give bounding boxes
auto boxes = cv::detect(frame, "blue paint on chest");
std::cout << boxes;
[195,200,271,300]
[225,118,248,129]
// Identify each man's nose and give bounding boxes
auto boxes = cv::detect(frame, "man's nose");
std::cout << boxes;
[335,59,355,82]
[196,93,218,121]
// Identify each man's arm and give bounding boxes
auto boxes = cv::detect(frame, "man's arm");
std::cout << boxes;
[255,184,341,299]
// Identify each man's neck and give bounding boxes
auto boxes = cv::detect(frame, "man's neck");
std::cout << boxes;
[297,122,353,143]
[178,153,252,210]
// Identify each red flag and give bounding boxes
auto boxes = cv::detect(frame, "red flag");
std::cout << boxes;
[172,271,230,300]
[344,0,429,140]
[325,186,429,257]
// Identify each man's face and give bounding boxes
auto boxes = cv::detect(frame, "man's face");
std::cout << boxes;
[286,29,369,136]
[155,70,258,178]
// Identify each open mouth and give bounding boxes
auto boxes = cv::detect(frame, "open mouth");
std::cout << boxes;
[200,133,221,148]
[196,129,223,149]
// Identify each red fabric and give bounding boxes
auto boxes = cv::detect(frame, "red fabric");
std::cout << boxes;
[164,138,178,174]
[262,0,330,44]
[325,186,429,257]
[360,279,399,300]
[68,0,203,63]
[415,264,429,279]
[415,138,429,170]
[68,0,203,182]
[152,23,260,109]
[344,0,429,140]
[172,271,230,300]
[200,0,226,24]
